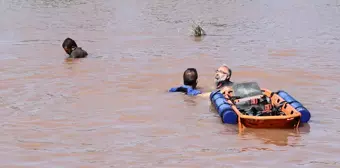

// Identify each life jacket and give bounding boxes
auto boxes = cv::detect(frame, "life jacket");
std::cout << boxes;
[169,85,201,96]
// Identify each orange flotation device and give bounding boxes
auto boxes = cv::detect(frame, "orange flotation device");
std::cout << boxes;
[210,82,309,130]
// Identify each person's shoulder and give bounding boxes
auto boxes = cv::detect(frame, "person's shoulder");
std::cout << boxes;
[187,89,202,96]
[71,47,88,58]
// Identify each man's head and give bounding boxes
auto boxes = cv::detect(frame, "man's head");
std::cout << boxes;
[214,64,232,87]
[183,68,198,89]
[62,38,78,55]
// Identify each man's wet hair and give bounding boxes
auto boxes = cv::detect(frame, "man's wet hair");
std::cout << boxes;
[183,68,198,88]
[62,37,78,50]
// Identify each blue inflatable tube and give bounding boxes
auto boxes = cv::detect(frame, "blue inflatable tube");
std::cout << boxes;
[276,90,311,123]
[210,91,238,124]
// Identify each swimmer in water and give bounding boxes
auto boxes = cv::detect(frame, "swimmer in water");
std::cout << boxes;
[169,68,202,96]
[198,64,234,97]
[62,37,88,58]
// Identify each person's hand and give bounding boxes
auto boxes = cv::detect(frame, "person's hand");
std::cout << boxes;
[220,86,233,98]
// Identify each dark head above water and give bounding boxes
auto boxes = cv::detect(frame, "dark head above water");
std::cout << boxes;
[62,37,88,58]
[168,68,201,96]
[183,68,199,89]
[62,37,77,55]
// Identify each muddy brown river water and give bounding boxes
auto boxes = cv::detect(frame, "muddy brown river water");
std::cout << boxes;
[1,0,340,167]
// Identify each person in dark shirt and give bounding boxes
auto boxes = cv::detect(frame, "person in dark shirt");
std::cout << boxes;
[62,37,88,58]
[169,68,202,96]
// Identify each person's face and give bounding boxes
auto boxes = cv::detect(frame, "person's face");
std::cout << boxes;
[214,66,229,84]
[64,47,72,55]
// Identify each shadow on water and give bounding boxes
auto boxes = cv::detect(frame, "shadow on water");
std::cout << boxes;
[183,96,198,106]
[239,124,311,147]
[192,36,205,42]
[63,57,83,64]
[209,102,312,147]
[189,34,233,42]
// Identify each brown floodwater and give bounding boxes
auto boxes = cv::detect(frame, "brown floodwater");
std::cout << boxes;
[1,0,340,167]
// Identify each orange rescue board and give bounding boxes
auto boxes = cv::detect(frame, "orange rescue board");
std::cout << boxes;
[226,88,301,129]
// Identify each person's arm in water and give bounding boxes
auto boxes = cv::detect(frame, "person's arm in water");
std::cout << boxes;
[196,85,218,98]
[197,92,211,97]
[197,87,232,98]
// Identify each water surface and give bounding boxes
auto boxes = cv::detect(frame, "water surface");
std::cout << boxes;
[1,0,340,167]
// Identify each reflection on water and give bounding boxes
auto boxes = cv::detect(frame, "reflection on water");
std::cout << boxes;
[193,36,204,42]
[1,0,340,167]
[239,124,311,147]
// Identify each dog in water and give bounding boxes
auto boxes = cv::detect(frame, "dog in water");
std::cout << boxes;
[191,21,206,37]
[62,37,88,58]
